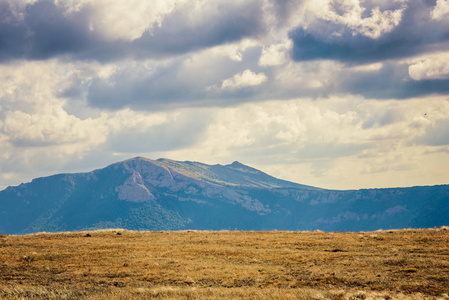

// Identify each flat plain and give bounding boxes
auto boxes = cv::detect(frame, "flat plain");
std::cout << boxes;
[1,228,448,299]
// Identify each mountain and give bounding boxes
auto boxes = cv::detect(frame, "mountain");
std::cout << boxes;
[0,157,448,234]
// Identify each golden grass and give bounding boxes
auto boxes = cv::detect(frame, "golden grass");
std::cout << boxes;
[1,228,449,299]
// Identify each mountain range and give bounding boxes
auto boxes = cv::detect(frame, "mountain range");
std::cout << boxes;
[0,157,448,234]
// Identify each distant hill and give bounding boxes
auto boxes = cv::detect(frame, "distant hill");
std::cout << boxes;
[0,157,448,234]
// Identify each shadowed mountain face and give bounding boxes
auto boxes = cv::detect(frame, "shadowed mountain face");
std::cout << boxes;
[0,157,448,234]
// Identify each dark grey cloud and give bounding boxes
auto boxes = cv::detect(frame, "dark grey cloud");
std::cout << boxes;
[289,0,449,63]
[87,61,193,110]
[84,47,266,110]
[5,0,448,113]
[336,63,449,99]
[83,57,449,112]
[133,1,266,57]
[0,0,266,63]
[0,0,97,61]
[85,60,218,110]
[271,60,449,101]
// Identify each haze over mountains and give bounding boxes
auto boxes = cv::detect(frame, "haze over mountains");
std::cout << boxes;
[0,157,448,234]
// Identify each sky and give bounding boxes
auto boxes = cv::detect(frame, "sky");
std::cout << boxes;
[0,0,449,190]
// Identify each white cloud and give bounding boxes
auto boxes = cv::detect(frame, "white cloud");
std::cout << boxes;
[3,108,108,147]
[258,41,291,67]
[408,52,449,80]
[304,0,406,39]
[221,70,268,89]
[209,39,260,62]
[58,0,186,41]
[349,62,383,72]
[431,0,449,21]
[106,108,169,134]
[354,5,405,39]
[274,60,339,92]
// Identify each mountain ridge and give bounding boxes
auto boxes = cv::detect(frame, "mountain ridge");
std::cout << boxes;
[0,157,448,234]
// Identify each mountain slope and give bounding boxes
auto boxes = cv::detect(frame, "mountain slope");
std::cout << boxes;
[0,157,448,234]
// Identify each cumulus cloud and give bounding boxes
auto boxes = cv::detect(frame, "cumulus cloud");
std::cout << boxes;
[2,0,449,106]
[289,0,449,63]
[83,50,449,112]
[221,70,268,89]
[0,0,267,62]
[80,0,183,41]
[329,62,449,99]
[84,45,272,110]
[85,55,231,110]
[324,0,406,39]
[431,0,449,20]
[2,108,107,147]
[258,41,291,66]
[0,60,104,170]
[133,0,266,58]
[0,0,97,61]
[209,39,259,62]
[408,52,449,80]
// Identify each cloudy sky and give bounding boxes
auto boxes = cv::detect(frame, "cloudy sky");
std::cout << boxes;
[1,0,449,190]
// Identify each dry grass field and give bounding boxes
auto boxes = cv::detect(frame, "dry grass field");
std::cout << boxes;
[1,228,449,299]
